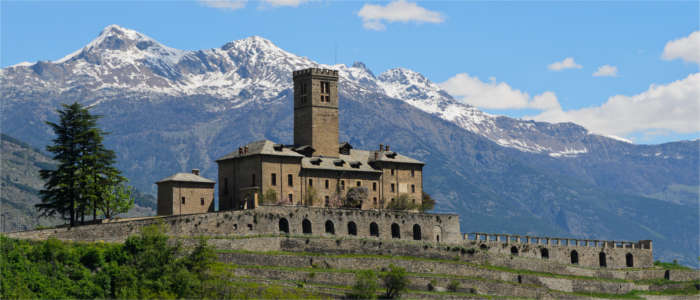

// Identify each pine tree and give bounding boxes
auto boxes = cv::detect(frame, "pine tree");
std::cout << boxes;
[37,102,132,226]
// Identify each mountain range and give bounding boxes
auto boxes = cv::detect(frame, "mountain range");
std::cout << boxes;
[1,25,697,266]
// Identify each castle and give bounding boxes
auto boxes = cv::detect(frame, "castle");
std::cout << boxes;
[158,68,424,214]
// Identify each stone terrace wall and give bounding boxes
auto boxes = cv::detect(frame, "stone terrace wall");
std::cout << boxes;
[463,233,653,268]
[5,206,461,244]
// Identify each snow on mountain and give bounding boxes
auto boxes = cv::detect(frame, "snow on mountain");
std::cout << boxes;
[1,24,601,155]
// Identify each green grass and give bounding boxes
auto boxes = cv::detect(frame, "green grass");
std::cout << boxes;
[654,260,694,270]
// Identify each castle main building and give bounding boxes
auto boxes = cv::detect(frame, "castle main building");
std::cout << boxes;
[216,68,424,211]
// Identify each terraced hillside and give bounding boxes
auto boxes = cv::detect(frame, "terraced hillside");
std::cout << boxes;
[179,235,699,299]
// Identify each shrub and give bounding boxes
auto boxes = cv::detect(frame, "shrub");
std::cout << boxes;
[382,264,409,299]
[344,187,368,208]
[349,270,379,299]
[447,280,460,292]
[261,189,278,205]
[386,194,418,211]
[420,192,436,212]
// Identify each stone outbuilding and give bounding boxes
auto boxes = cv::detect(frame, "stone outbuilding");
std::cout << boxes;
[156,169,215,215]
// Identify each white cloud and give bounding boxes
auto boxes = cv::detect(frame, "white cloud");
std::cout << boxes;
[662,31,700,64]
[593,65,618,77]
[199,0,247,10]
[439,73,561,110]
[261,0,307,7]
[528,73,700,137]
[357,0,444,31]
[548,57,582,71]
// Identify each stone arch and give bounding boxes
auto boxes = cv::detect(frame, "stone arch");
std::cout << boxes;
[599,252,607,267]
[279,218,289,234]
[433,225,442,242]
[571,250,579,265]
[412,224,421,240]
[302,219,312,234]
[347,221,357,236]
[626,253,634,267]
[370,222,379,237]
[541,248,549,259]
[510,246,519,256]
[391,223,400,239]
[325,220,335,235]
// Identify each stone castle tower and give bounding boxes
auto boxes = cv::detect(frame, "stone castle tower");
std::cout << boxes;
[293,68,339,157]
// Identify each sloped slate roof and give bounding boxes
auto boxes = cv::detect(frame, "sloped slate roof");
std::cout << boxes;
[216,140,304,161]
[369,150,424,165]
[156,172,215,184]
[300,149,422,173]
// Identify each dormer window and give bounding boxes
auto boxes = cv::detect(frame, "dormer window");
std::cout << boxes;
[320,81,330,102]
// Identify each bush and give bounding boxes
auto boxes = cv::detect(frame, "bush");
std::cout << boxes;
[344,187,368,208]
[447,280,460,292]
[420,192,435,212]
[261,189,278,205]
[386,194,418,211]
[349,270,378,299]
[382,264,409,299]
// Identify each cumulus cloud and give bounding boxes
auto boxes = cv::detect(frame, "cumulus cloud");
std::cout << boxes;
[527,73,700,137]
[593,65,618,77]
[199,0,247,10]
[439,73,561,110]
[548,57,582,71]
[261,0,307,7]
[662,31,700,64]
[357,0,444,31]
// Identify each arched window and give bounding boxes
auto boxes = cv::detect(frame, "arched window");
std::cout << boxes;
[664,270,670,280]
[626,253,634,267]
[541,248,549,259]
[370,222,379,237]
[412,224,421,240]
[325,220,335,234]
[571,250,579,265]
[279,218,289,234]
[510,246,519,256]
[391,223,400,238]
[599,252,607,267]
[302,219,312,234]
[347,221,357,236]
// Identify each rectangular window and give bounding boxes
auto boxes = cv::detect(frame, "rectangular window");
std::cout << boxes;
[288,193,293,203]
[411,169,415,177]
[373,197,377,205]
[372,182,377,191]
[325,196,329,206]
[271,173,277,186]
[309,178,313,187]
[390,168,395,176]
[356,181,361,187]
[320,81,330,102]
[252,174,256,186]
[181,197,186,204]
[340,180,345,190]
[300,83,308,103]
[411,184,415,193]
[288,174,293,186]
[201,198,205,205]
[325,179,329,189]
[391,183,395,192]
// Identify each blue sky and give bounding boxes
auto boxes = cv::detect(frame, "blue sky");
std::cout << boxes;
[2,0,698,144]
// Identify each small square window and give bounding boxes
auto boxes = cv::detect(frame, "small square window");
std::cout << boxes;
[390,169,395,176]
[181,197,186,204]
[201,198,205,205]
[372,182,377,191]
[411,184,415,193]
[288,193,293,202]
[391,183,395,192]
[340,180,345,190]
[356,181,361,187]
[325,180,329,189]
[309,178,313,187]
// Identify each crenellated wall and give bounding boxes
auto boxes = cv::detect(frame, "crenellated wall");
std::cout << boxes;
[463,232,653,268]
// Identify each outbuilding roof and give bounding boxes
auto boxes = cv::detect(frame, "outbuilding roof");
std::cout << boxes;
[156,172,216,184]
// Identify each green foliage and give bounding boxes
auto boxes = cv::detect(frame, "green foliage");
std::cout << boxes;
[381,264,409,299]
[447,279,460,292]
[386,194,419,211]
[261,188,278,205]
[654,260,692,270]
[37,102,131,225]
[98,181,134,219]
[344,186,368,208]
[304,186,318,206]
[420,192,436,212]
[349,269,379,299]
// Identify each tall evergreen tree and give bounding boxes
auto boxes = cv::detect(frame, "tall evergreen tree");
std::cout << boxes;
[37,102,131,226]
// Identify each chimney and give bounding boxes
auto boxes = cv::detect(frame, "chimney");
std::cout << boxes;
[191,169,200,176]
[386,145,390,151]
[374,152,378,160]
[379,144,384,151]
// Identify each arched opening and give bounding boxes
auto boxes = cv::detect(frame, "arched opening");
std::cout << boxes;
[436,235,440,242]
[599,252,607,267]
[279,218,289,234]
[626,253,634,267]
[302,219,312,234]
[325,220,335,234]
[664,270,670,280]
[541,248,549,259]
[510,246,518,256]
[570,250,579,265]
[347,221,357,236]
[480,244,488,250]
[412,224,421,240]
[517,275,522,284]
[370,222,379,237]
[391,223,400,239]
